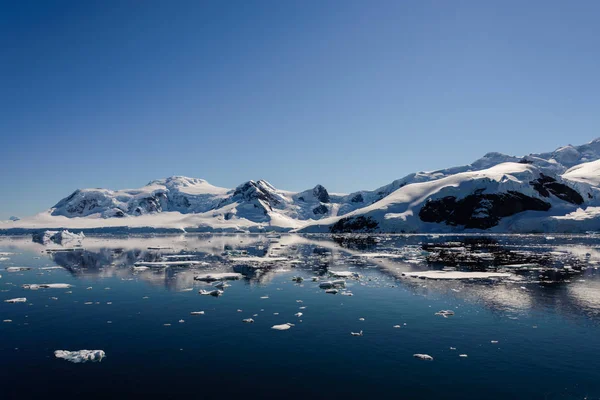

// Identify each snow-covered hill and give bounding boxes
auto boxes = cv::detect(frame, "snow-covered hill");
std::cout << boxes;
[300,162,594,233]
[5,138,600,234]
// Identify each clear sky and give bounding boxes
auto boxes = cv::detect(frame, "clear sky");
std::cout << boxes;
[2,0,600,219]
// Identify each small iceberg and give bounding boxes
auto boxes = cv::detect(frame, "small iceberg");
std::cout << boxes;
[6,267,32,272]
[329,271,358,278]
[413,354,433,361]
[54,350,105,363]
[242,318,254,323]
[194,273,242,282]
[199,289,223,297]
[434,310,455,318]
[190,311,205,315]
[22,283,72,290]
[350,330,363,336]
[319,280,346,289]
[271,323,294,331]
[4,297,27,303]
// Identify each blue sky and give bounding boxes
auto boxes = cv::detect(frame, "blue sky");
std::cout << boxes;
[2,0,600,219]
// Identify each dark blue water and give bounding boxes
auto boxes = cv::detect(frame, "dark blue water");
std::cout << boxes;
[1,234,600,399]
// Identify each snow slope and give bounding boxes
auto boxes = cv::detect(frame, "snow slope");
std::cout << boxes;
[4,139,600,234]
[299,162,595,233]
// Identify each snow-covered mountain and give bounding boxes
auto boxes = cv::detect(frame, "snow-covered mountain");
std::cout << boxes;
[5,138,600,234]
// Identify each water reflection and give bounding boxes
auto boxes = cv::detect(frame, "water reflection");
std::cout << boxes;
[1,233,600,320]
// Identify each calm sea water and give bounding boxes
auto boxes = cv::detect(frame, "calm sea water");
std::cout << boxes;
[1,234,600,399]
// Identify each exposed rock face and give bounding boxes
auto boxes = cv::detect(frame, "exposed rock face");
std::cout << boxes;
[313,185,330,203]
[351,194,364,203]
[312,204,328,215]
[129,192,168,215]
[330,216,379,233]
[530,174,584,205]
[419,191,551,229]
[223,180,283,211]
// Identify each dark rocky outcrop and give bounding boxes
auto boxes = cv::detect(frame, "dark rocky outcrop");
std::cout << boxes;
[351,194,364,203]
[530,174,584,205]
[330,216,379,233]
[313,185,330,203]
[229,181,280,206]
[312,204,328,215]
[419,191,551,229]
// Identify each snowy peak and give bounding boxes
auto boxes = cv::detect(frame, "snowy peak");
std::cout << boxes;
[12,137,600,234]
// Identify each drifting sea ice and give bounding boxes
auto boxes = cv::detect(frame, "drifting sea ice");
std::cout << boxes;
[22,283,72,290]
[6,267,31,272]
[319,280,346,289]
[4,297,26,303]
[413,354,434,361]
[271,323,294,331]
[54,350,105,363]
[194,273,242,282]
[199,289,223,297]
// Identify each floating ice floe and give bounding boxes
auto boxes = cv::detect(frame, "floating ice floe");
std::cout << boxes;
[459,354,468,358]
[294,312,303,317]
[435,310,455,318]
[402,271,513,280]
[491,340,499,344]
[22,283,72,290]
[329,271,358,278]
[39,266,63,270]
[271,323,294,331]
[350,330,363,336]
[213,281,230,289]
[6,267,31,272]
[134,261,202,267]
[325,289,338,294]
[242,318,254,323]
[194,273,242,282]
[319,280,346,289]
[4,297,26,303]
[413,354,434,361]
[190,311,205,315]
[393,325,401,328]
[54,349,105,363]
[132,266,149,272]
[199,289,223,297]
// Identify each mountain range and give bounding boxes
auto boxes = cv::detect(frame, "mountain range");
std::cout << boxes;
[5,138,600,234]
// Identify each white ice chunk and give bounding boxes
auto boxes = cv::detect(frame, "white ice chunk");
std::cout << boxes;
[403,271,513,280]
[22,283,72,290]
[194,273,242,282]
[54,349,105,363]
[319,280,346,289]
[271,323,294,331]
[4,297,26,303]
[199,289,223,297]
[6,267,31,272]
[413,354,434,361]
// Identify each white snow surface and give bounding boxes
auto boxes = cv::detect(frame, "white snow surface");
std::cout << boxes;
[5,138,600,233]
